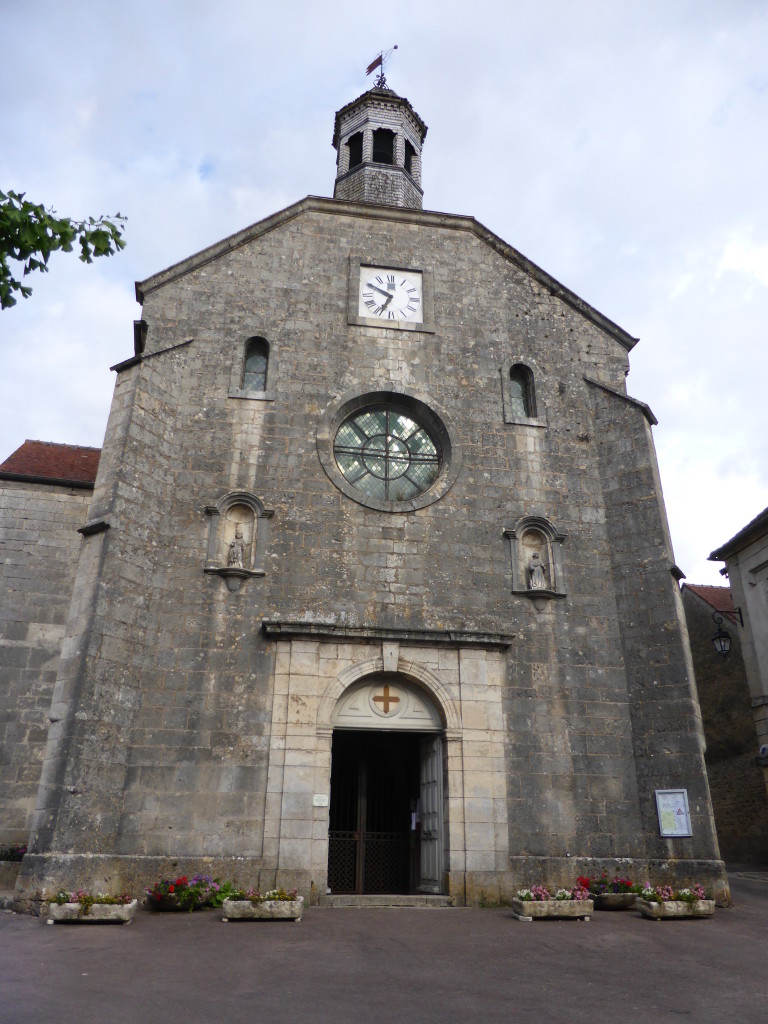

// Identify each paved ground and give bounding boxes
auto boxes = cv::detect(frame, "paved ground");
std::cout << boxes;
[1,874,766,1024]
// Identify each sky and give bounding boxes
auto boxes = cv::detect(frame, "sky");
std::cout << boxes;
[2,0,767,585]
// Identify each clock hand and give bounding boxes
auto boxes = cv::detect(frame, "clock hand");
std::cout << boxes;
[366,281,392,299]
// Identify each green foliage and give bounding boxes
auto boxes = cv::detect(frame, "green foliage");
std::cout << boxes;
[641,883,709,904]
[578,872,641,895]
[0,190,126,309]
[145,874,232,912]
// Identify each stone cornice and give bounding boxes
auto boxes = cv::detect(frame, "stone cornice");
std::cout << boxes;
[262,619,514,649]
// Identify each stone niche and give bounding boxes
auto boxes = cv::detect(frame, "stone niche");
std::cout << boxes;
[504,515,567,610]
[204,491,274,591]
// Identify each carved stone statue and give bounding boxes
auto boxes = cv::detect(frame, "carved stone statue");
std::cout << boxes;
[528,551,548,590]
[228,525,246,568]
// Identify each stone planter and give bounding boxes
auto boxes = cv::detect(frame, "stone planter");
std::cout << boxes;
[593,893,637,911]
[221,896,304,922]
[511,898,593,922]
[636,899,715,920]
[47,900,138,924]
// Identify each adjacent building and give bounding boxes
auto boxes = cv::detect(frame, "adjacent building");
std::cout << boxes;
[710,507,768,807]
[681,583,768,864]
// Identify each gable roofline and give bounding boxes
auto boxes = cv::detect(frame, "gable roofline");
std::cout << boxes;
[135,196,639,352]
[709,505,768,561]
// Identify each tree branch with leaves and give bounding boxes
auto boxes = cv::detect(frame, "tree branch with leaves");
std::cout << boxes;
[0,190,126,309]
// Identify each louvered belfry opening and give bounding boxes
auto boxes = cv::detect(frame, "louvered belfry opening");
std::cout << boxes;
[328,730,420,894]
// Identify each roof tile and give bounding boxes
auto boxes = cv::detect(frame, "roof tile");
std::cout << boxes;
[683,583,738,620]
[0,440,100,485]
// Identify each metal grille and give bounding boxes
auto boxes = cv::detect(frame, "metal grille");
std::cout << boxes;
[327,831,357,894]
[328,830,410,894]
[363,831,410,894]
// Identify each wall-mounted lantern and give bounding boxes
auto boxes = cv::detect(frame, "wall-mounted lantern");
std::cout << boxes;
[711,608,743,658]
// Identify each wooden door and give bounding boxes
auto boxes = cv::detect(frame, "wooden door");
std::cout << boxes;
[418,734,443,893]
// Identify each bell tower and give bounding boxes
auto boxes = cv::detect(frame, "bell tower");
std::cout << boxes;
[332,86,428,210]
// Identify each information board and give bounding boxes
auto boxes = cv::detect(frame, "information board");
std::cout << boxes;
[655,789,692,837]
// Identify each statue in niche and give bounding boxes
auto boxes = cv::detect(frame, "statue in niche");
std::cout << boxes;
[528,551,548,590]
[228,525,246,568]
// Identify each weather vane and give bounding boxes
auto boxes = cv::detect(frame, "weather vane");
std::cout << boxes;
[366,45,398,88]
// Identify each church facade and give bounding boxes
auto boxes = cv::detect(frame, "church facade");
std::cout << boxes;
[7,85,728,904]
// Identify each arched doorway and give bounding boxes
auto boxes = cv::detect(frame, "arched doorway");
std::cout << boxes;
[327,674,444,895]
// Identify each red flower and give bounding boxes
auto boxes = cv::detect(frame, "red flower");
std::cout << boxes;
[176,876,188,886]
[168,885,175,893]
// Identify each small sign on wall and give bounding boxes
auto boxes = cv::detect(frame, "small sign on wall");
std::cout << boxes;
[655,789,692,837]
[312,794,329,807]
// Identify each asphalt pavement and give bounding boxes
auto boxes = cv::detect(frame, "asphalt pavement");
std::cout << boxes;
[1,873,766,1024]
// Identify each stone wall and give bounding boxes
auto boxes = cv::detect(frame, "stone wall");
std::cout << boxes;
[0,478,91,844]
[588,386,720,866]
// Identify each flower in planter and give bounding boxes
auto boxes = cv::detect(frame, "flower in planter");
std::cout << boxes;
[516,885,551,902]
[52,890,133,915]
[227,886,298,904]
[578,872,640,895]
[567,883,591,901]
[517,884,589,902]
[641,883,709,904]
[145,874,233,911]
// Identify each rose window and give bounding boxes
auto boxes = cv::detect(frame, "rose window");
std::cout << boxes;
[333,406,440,502]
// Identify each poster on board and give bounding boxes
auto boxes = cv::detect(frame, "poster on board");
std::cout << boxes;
[655,789,692,837]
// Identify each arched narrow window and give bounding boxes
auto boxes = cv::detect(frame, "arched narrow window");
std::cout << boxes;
[509,364,536,419]
[243,337,269,392]
[347,132,363,169]
[404,140,416,175]
[372,128,395,164]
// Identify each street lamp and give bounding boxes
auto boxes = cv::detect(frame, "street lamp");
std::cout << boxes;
[711,608,743,658]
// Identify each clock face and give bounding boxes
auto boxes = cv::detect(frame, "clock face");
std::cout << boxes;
[359,267,423,323]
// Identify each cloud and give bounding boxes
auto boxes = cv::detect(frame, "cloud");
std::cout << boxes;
[718,232,768,290]
[2,0,768,586]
